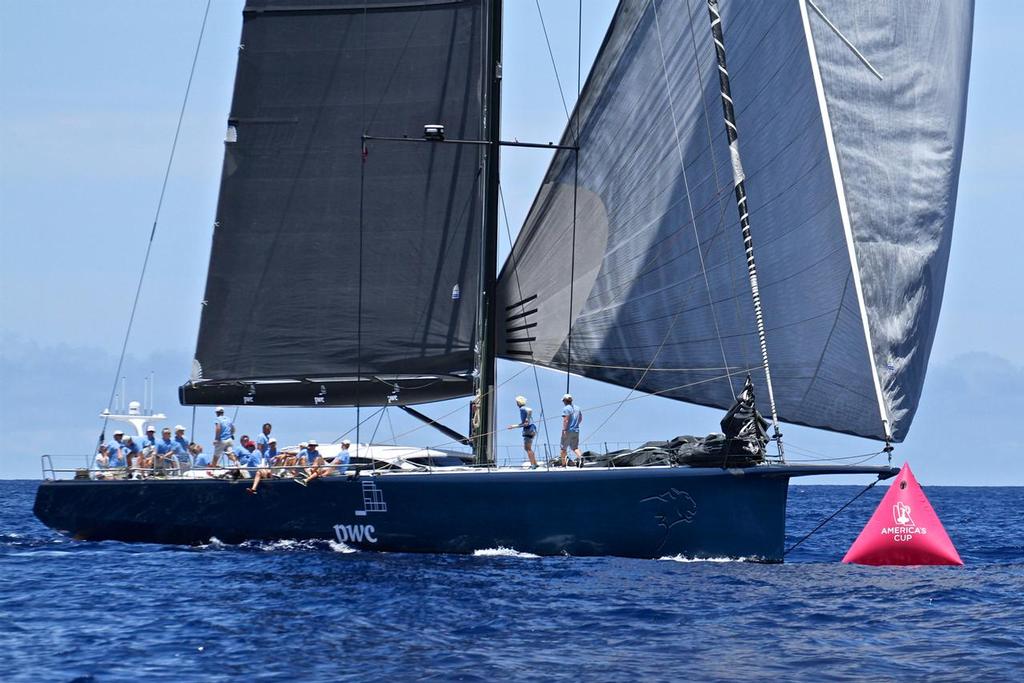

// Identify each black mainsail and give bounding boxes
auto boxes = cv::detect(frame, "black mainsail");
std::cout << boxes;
[181,0,487,408]
[496,0,973,443]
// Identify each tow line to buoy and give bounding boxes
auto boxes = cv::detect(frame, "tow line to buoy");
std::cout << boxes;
[783,477,883,557]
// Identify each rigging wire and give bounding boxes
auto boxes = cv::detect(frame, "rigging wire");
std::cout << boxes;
[523,0,739,446]
[784,477,883,556]
[564,0,582,395]
[428,366,756,451]
[383,362,534,445]
[532,0,582,395]
[683,0,752,375]
[386,408,397,445]
[652,0,735,402]
[97,0,212,448]
[499,184,553,456]
[331,406,384,444]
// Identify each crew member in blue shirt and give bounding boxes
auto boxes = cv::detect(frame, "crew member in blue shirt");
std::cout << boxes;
[335,439,351,474]
[509,395,538,469]
[291,442,308,471]
[172,426,192,470]
[106,431,126,469]
[256,423,272,453]
[559,394,583,467]
[139,426,158,471]
[141,426,158,450]
[193,446,212,468]
[212,407,234,468]
[304,440,321,471]
[247,438,278,495]
[156,427,184,473]
[121,436,140,470]
[247,439,266,468]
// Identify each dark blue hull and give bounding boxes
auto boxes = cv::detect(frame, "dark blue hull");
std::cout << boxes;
[33,465,896,561]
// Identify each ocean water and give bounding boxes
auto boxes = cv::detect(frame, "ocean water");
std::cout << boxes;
[2,481,1021,682]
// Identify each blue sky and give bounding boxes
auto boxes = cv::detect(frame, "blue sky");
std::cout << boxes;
[1,0,1021,484]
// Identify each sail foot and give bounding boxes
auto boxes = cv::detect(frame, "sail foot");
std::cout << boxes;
[179,375,473,408]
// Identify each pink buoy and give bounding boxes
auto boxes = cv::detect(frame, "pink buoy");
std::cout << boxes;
[843,462,962,566]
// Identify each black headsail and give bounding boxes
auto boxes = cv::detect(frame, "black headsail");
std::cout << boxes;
[496,0,972,443]
[181,0,486,407]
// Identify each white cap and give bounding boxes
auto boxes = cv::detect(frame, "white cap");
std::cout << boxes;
[308,440,318,447]
[174,425,185,432]
[300,442,308,448]
[215,406,225,414]
[562,393,573,402]
[145,425,156,432]
[269,437,277,444]
[113,430,124,436]
[341,439,351,446]
[515,395,527,406]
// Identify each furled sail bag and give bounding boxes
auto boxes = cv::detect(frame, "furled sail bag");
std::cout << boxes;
[582,377,767,468]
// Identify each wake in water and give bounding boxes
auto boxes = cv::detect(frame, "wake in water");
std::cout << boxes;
[191,537,359,554]
[473,547,540,559]
[657,554,753,563]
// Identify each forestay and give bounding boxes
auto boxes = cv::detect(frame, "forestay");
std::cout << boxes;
[182,0,486,407]
[496,0,972,442]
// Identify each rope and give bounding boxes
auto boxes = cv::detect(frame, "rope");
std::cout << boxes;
[783,477,881,556]
[96,0,211,450]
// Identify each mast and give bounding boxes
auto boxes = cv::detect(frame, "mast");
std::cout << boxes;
[706,0,784,457]
[474,0,502,465]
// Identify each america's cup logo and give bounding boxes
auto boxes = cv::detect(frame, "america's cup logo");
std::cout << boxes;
[892,501,914,526]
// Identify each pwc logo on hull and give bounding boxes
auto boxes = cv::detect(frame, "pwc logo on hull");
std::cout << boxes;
[334,480,387,544]
[334,524,377,544]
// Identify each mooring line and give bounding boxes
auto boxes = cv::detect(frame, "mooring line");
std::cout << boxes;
[783,477,882,556]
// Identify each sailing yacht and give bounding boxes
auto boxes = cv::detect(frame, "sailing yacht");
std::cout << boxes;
[34,0,973,561]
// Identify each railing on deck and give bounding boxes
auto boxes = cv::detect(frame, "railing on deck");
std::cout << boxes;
[41,453,195,480]
[42,440,726,481]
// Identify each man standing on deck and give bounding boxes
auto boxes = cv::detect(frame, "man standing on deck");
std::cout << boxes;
[212,407,234,468]
[559,394,583,468]
[255,423,272,454]
[509,396,538,469]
